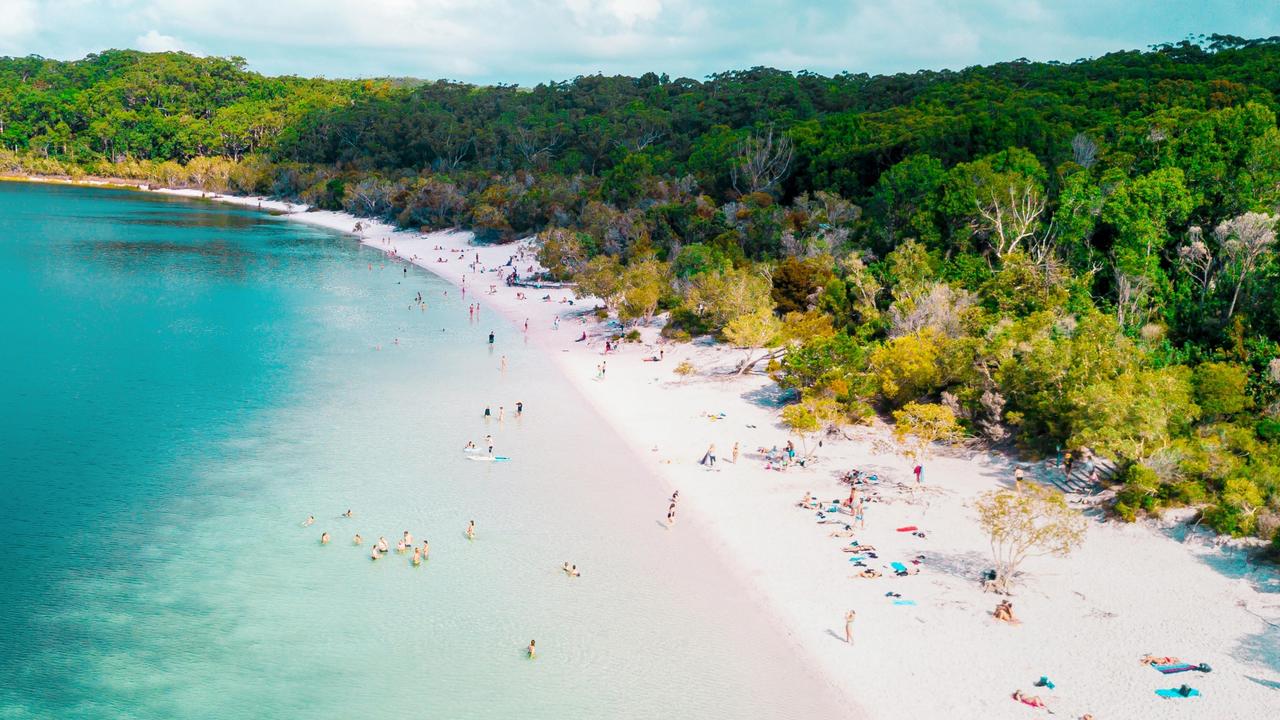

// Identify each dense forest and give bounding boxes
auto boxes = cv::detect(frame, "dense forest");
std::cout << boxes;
[4,37,1280,548]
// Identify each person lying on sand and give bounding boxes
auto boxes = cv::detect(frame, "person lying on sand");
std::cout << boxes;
[797,492,820,509]
[1140,654,1180,665]
[856,569,882,579]
[1012,690,1049,710]
[829,528,856,538]
[993,600,1019,624]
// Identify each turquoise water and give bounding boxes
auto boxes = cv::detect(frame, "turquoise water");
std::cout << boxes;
[0,182,841,719]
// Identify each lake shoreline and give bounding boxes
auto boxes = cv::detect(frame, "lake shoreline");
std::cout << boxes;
[13,175,1280,719]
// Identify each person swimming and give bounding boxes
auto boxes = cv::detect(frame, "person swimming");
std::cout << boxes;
[412,548,422,566]
[527,639,536,659]
[353,533,363,545]
[342,509,353,518]
[320,532,330,544]
[377,537,389,553]
[303,515,315,526]
[371,546,382,560]
[464,441,477,450]
[396,539,407,553]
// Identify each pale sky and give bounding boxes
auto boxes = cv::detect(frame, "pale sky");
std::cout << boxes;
[1,0,1278,84]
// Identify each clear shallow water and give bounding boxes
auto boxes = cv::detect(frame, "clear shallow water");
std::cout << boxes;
[0,182,841,719]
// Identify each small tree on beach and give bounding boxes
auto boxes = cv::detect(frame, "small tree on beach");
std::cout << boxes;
[723,307,783,374]
[891,402,962,462]
[781,396,842,455]
[574,255,623,310]
[617,255,666,325]
[976,484,1087,593]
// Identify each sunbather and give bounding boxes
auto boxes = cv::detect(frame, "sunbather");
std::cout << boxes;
[856,568,882,579]
[993,600,1018,623]
[797,492,820,509]
[1012,690,1048,709]
[1141,654,1180,666]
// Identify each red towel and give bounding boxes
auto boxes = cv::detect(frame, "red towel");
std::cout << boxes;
[896,526,918,532]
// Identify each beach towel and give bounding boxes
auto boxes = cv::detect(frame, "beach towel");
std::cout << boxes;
[896,526,918,532]
[846,556,866,561]
[1155,687,1200,698]
[892,599,916,606]
[1153,663,1211,674]
[891,562,909,574]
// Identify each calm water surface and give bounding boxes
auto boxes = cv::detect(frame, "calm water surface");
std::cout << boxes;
[0,182,841,719]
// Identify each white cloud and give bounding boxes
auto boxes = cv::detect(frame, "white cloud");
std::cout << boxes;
[0,0,39,51]
[134,29,189,53]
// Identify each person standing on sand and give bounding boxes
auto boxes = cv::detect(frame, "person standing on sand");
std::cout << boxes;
[516,401,523,415]
[485,434,494,454]
[1014,466,1024,492]
[466,520,476,540]
[498,406,505,422]
[527,640,536,659]
[844,610,856,644]
[666,503,676,528]
[853,499,865,529]
[699,443,716,467]
[488,330,495,344]
[1063,450,1074,479]
[913,464,923,484]
[732,442,739,464]
[500,355,507,372]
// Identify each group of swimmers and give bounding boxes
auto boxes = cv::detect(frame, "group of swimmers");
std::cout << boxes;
[481,401,524,424]
[307,512,452,566]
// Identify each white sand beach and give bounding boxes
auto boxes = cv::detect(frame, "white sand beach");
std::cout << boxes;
[157,189,1280,719]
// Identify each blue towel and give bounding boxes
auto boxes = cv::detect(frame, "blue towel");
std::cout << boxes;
[847,556,865,561]
[891,562,908,574]
[892,599,916,606]
[1155,688,1200,699]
